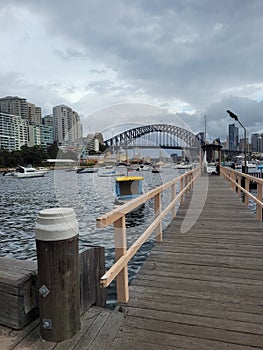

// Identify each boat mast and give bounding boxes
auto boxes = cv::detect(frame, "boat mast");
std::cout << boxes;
[204,115,207,144]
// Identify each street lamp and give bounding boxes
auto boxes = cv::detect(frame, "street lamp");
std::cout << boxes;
[226,110,247,173]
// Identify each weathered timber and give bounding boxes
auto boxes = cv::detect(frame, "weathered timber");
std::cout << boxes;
[35,207,81,342]
[1,175,262,349]
[0,306,123,350]
[0,246,105,334]
[79,246,106,313]
[108,175,263,350]
[0,258,38,329]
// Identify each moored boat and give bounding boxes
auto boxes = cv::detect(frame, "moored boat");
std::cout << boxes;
[174,162,192,170]
[115,175,144,205]
[13,165,47,178]
[77,167,98,173]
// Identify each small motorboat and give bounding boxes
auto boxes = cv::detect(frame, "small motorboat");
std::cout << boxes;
[13,165,47,178]
[98,170,125,177]
[77,168,98,174]
[174,162,192,170]
[152,166,161,173]
[115,175,144,205]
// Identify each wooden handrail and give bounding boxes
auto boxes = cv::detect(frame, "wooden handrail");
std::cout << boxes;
[96,167,201,303]
[220,166,263,222]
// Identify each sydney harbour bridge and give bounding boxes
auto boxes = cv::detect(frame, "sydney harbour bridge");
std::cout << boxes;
[82,124,203,160]
[104,124,202,150]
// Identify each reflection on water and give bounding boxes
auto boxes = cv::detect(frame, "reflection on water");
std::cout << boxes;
[0,167,181,306]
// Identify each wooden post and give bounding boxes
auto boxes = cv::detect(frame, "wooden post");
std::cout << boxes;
[180,178,184,205]
[231,170,235,190]
[35,208,80,342]
[245,177,249,206]
[257,183,262,222]
[171,183,176,218]
[114,216,129,303]
[154,193,162,242]
[237,174,241,198]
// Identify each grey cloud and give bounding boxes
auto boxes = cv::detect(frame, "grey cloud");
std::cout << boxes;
[1,0,263,138]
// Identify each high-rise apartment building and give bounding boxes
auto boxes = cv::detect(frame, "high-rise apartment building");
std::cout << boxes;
[28,103,42,125]
[251,133,263,152]
[228,124,239,150]
[0,112,28,151]
[0,96,42,124]
[42,114,53,127]
[53,105,82,145]
[28,124,41,147]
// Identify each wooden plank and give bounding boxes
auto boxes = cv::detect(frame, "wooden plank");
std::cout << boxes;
[79,246,106,314]
[79,307,124,350]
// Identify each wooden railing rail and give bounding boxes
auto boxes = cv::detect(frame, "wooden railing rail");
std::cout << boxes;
[220,166,263,222]
[96,167,201,303]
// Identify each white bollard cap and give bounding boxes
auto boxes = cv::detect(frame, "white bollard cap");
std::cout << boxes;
[35,207,79,241]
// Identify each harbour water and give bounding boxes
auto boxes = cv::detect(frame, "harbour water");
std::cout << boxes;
[0,166,181,306]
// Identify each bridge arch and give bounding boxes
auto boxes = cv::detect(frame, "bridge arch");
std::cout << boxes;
[104,124,201,149]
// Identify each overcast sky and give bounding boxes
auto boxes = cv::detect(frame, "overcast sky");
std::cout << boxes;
[1,0,263,142]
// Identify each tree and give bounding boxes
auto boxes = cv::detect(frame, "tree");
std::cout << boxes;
[46,142,59,159]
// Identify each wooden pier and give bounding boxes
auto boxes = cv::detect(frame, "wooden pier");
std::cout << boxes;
[1,174,263,349]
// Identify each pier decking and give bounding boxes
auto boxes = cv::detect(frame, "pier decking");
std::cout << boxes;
[1,174,263,349]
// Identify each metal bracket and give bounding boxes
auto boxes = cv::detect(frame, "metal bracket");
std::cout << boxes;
[42,318,52,329]
[39,284,50,298]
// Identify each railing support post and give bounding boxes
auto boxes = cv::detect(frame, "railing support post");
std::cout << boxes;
[257,182,262,222]
[245,177,249,206]
[231,170,235,190]
[171,183,176,218]
[114,216,129,303]
[237,174,241,198]
[154,193,162,242]
[180,178,184,205]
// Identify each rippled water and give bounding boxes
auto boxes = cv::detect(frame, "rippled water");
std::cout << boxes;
[0,167,181,306]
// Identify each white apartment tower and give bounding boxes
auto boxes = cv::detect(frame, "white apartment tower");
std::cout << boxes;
[53,105,82,145]
[0,112,28,151]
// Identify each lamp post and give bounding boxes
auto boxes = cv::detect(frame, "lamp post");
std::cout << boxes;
[226,110,247,173]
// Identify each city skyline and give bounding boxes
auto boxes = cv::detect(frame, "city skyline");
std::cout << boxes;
[1,94,263,154]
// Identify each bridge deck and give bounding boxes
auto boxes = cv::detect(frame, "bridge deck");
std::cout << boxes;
[1,175,263,349]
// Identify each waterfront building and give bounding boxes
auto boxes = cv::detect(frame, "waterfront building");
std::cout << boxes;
[0,96,28,119]
[40,124,53,147]
[53,105,83,145]
[42,114,53,127]
[0,112,29,151]
[28,103,42,125]
[28,123,41,147]
[251,133,263,152]
[228,123,239,150]
[0,96,41,124]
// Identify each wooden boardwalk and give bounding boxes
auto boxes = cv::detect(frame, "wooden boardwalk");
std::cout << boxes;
[1,174,263,349]
[110,175,263,350]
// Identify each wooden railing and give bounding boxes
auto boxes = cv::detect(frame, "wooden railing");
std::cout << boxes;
[220,166,263,222]
[96,167,201,303]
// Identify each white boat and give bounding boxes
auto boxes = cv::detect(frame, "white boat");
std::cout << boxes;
[206,163,217,174]
[246,161,257,168]
[98,169,125,177]
[13,166,48,178]
[174,163,192,170]
[115,175,144,206]
[77,167,98,174]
